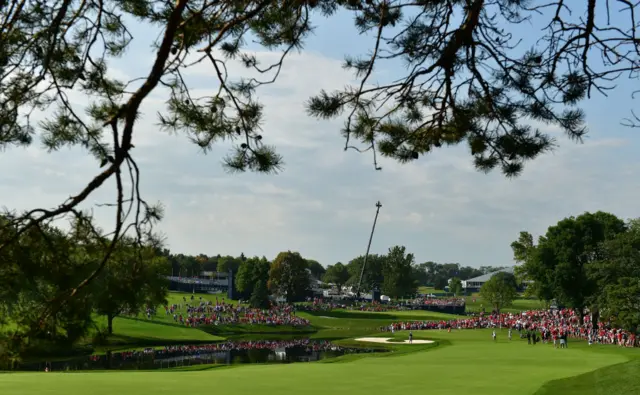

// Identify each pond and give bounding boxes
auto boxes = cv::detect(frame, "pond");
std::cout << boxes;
[17,339,385,371]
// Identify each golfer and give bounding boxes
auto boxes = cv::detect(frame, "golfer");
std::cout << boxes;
[492,330,496,341]
[409,331,413,344]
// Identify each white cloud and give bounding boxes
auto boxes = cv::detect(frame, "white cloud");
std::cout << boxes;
[2,32,640,269]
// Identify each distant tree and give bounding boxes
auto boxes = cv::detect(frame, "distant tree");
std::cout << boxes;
[235,256,271,300]
[323,263,350,294]
[449,277,463,297]
[92,239,169,334]
[458,266,483,281]
[412,264,429,286]
[306,259,326,279]
[434,277,448,291]
[345,254,386,292]
[268,251,310,303]
[381,246,418,299]
[249,280,271,309]
[217,256,242,274]
[511,231,554,305]
[479,272,518,313]
[516,212,626,322]
[590,219,640,331]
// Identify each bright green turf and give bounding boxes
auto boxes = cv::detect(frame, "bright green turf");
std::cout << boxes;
[2,329,637,395]
[92,316,221,345]
[4,292,639,395]
[464,295,546,313]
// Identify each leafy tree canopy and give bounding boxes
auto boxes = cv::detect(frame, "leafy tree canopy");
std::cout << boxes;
[513,211,626,317]
[449,277,463,297]
[590,219,640,331]
[235,256,271,300]
[479,271,518,313]
[381,245,418,298]
[268,251,311,303]
[306,259,326,279]
[323,262,350,293]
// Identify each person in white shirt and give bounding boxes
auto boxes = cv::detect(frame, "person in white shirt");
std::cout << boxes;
[492,330,496,341]
[508,328,512,340]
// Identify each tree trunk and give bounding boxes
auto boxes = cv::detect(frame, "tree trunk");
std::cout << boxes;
[591,307,600,327]
[576,307,584,325]
[107,313,114,335]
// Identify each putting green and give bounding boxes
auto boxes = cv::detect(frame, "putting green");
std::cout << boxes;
[1,330,633,395]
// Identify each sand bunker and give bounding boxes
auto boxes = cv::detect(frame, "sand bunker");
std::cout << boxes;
[355,337,435,345]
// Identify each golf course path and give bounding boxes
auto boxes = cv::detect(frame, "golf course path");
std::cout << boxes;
[355,337,434,344]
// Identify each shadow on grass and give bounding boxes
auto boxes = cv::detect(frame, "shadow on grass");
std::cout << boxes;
[533,359,640,395]
[119,316,191,330]
[303,310,450,322]
[200,324,317,336]
[303,311,401,320]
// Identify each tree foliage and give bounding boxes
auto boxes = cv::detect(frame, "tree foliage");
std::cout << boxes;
[590,220,640,331]
[513,211,626,319]
[268,251,310,303]
[235,256,271,301]
[92,238,169,334]
[345,254,386,291]
[323,262,350,293]
[381,245,417,298]
[217,256,243,274]
[306,259,326,279]
[479,272,517,313]
[0,214,168,359]
[249,279,271,309]
[449,277,463,296]
[306,1,640,175]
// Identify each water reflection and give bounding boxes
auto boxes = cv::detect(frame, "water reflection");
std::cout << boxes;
[19,340,384,371]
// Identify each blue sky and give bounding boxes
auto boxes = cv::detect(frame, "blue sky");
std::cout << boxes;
[2,4,640,268]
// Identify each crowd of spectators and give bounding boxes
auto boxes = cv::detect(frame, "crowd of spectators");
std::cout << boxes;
[407,297,465,307]
[382,308,638,348]
[296,298,411,312]
[163,296,310,327]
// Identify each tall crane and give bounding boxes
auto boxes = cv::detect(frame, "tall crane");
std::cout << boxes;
[356,201,382,299]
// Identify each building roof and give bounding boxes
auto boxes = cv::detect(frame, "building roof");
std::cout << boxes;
[465,266,515,283]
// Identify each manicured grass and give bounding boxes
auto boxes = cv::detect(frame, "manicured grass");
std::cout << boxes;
[534,358,640,395]
[92,316,222,348]
[4,292,639,395]
[2,329,636,395]
[464,296,546,313]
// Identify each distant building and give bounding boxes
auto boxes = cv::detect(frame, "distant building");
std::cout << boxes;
[461,267,517,292]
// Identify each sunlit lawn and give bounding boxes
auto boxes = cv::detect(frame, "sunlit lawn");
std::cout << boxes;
[3,329,638,395]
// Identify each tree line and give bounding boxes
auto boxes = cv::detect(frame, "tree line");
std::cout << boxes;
[512,211,640,332]
[1,212,506,360]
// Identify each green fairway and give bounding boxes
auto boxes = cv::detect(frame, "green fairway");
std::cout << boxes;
[4,292,639,395]
[2,330,638,395]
